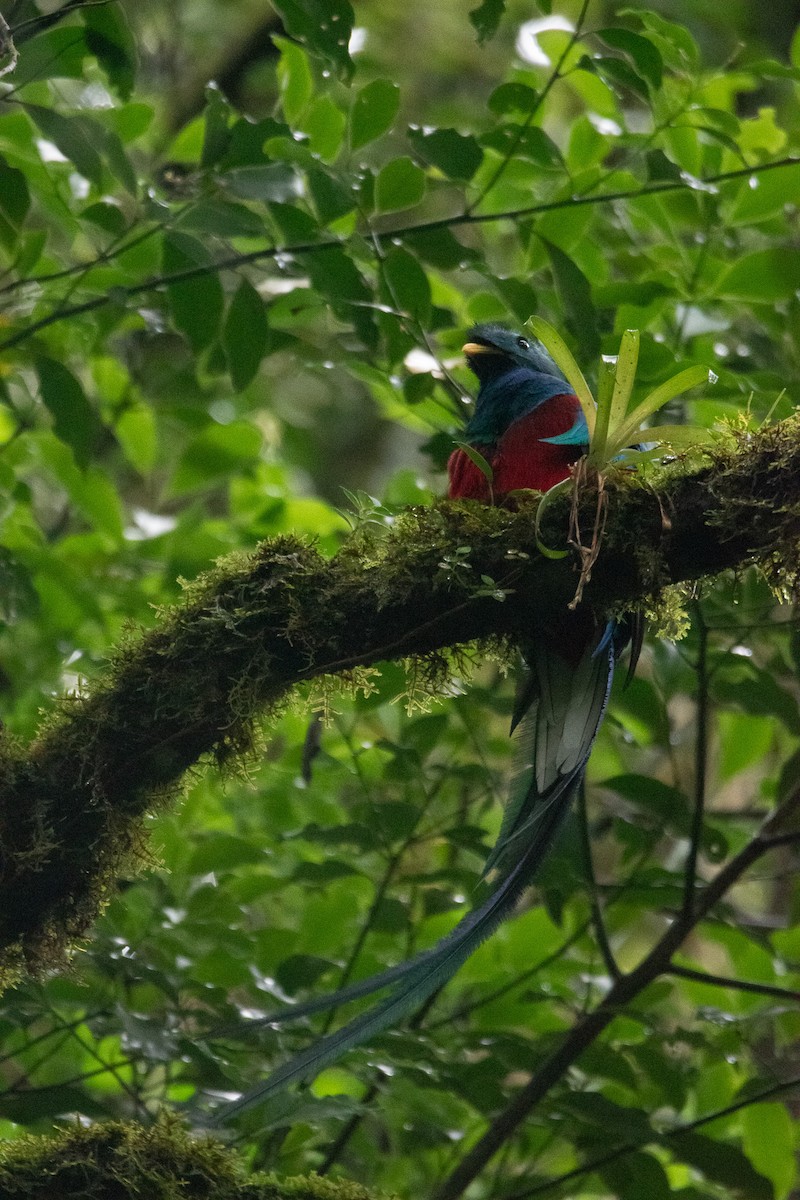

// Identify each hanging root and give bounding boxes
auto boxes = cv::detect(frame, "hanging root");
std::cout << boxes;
[568,459,609,610]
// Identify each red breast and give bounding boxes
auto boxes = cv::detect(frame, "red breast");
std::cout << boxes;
[448,394,583,500]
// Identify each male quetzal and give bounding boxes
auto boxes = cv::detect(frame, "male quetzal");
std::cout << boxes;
[219,323,630,1120]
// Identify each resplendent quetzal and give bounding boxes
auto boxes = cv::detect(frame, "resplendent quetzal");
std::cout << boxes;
[219,324,634,1120]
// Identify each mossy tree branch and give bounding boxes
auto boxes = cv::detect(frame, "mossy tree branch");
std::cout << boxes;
[1,416,799,980]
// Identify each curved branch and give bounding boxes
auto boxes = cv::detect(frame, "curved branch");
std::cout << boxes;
[0,416,798,979]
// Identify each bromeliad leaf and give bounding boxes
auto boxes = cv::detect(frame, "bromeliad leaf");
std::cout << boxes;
[610,364,712,453]
[526,315,596,438]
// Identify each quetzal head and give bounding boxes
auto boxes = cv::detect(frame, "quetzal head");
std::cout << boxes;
[461,324,576,445]
[463,324,567,386]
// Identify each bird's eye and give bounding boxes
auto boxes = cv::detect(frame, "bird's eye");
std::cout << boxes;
[516,336,530,350]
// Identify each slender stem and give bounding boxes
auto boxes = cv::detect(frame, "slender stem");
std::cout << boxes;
[667,962,800,1002]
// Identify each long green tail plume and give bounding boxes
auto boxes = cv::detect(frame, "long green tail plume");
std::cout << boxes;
[215,631,622,1121]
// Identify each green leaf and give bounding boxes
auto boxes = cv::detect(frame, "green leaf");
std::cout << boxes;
[170,421,262,494]
[276,954,337,992]
[16,229,47,275]
[382,248,431,322]
[189,833,265,873]
[534,477,571,559]
[601,1151,672,1200]
[266,201,316,241]
[223,164,302,204]
[727,163,800,226]
[177,198,266,239]
[638,423,718,448]
[36,358,103,469]
[743,1102,797,1197]
[162,232,224,352]
[716,249,800,302]
[541,238,600,360]
[201,85,231,168]
[403,228,476,270]
[94,123,138,195]
[224,279,269,392]
[13,27,89,86]
[293,860,360,885]
[83,4,137,99]
[602,775,691,836]
[469,0,506,44]
[350,80,400,150]
[81,201,126,236]
[271,0,355,80]
[112,102,155,142]
[593,54,650,99]
[481,124,563,167]
[376,156,426,213]
[597,27,664,89]
[39,436,124,538]
[306,166,355,225]
[307,246,370,303]
[670,1132,772,1199]
[0,154,30,232]
[492,276,538,323]
[608,330,640,428]
[303,96,346,161]
[116,404,157,474]
[25,105,103,187]
[626,9,699,69]
[718,711,774,780]
[714,664,800,732]
[408,126,483,181]
[371,897,410,933]
[488,82,539,116]
[275,37,313,125]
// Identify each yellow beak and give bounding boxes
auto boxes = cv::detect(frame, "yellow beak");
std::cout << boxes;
[462,342,498,355]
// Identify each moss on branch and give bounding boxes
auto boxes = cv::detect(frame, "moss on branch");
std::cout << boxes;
[1,415,799,979]
[0,1114,392,1199]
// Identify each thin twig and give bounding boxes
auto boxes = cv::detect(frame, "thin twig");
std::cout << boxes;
[667,962,800,1002]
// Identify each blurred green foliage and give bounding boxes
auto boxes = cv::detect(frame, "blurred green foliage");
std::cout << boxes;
[1,0,800,1196]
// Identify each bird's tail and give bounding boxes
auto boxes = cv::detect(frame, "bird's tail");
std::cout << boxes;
[215,631,620,1121]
